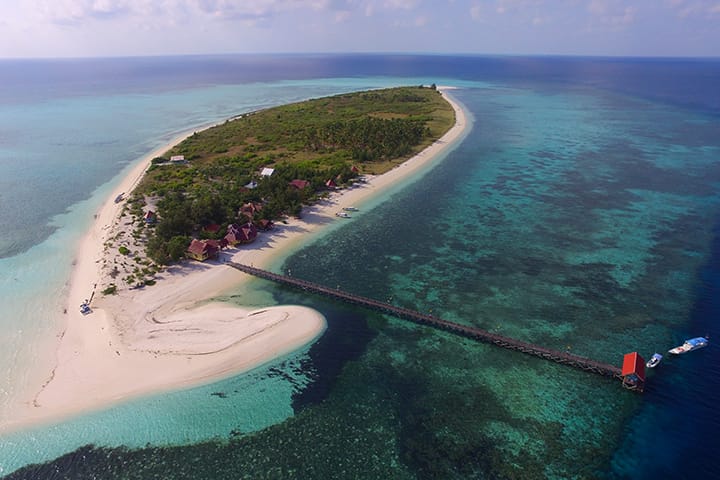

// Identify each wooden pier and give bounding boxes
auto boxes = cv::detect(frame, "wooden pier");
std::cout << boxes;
[228,262,623,381]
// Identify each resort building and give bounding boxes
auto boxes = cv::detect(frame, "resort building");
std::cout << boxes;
[224,222,258,246]
[205,238,227,250]
[186,239,219,261]
[202,223,221,234]
[289,179,311,190]
[239,202,262,220]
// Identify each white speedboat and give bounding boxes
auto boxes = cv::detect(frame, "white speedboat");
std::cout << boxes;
[668,337,708,354]
[335,212,351,218]
[646,353,662,368]
[343,207,359,212]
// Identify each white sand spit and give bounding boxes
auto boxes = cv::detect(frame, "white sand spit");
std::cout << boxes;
[1,88,468,433]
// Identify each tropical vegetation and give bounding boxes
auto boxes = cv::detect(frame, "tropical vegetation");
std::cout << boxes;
[128,86,454,264]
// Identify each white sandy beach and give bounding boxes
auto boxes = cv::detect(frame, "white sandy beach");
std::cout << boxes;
[1,88,468,433]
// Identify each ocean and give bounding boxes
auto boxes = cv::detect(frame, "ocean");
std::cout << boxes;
[0,54,719,479]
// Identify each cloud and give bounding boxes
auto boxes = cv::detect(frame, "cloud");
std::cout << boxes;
[32,0,427,27]
[469,0,548,24]
[33,0,346,25]
[391,13,428,27]
[39,0,134,24]
[668,0,720,18]
[587,0,608,15]
[189,0,333,21]
[494,0,545,13]
[334,9,352,22]
[605,6,636,25]
[586,0,636,26]
[382,0,419,9]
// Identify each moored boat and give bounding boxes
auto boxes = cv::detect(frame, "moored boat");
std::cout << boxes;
[646,353,662,368]
[343,206,359,212]
[668,337,708,355]
[335,211,351,218]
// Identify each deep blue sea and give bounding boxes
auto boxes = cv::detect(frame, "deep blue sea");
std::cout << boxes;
[1,54,719,479]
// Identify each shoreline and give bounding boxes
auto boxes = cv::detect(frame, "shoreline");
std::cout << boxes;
[1,88,469,434]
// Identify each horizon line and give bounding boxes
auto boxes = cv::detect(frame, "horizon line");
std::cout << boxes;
[1,51,719,62]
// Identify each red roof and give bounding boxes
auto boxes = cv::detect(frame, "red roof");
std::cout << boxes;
[202,223,221,233]
[240,202,261,217]
[187,239,219,258]
[205,238,227,249]
[621,352,645,381]
[225,222,258,244]
[289,179,311,189]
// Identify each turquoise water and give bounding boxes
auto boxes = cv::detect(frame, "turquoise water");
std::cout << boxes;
[2,56,720,478]
[0,73,442,474]
[0,344,314,474]
[278,85,720,478]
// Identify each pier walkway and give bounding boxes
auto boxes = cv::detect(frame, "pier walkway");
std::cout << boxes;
[228,262,623,380]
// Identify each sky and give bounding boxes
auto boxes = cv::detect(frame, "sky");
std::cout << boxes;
[0,0,718,58]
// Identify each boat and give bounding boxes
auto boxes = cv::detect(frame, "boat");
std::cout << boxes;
[114,192,124,203]
[646,353,662,368]
[343,207,359,212]
[668,337,709,355]
[335,212,351,218]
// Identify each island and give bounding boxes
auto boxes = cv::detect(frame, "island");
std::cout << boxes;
[3,86,468,433]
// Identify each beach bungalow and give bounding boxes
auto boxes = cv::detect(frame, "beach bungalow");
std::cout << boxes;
[202,223,221,234]
[224,222,258,246]
[170,155,186,164]
[325,178,337,189]
[239,202,262,219]
[205,238,227,250]
[260,167,275,177]
[289,179,311,190]
[186,239,219,262]
[144,210,157,224]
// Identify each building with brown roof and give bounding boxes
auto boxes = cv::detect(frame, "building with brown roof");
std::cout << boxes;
[239,202,262,219]
[187,239,219,261]
[289,179,311,190]
[225,222,258,246]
